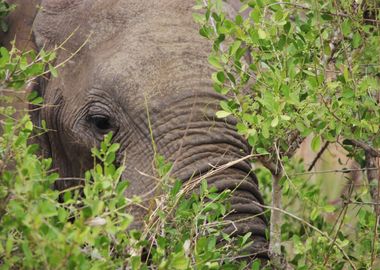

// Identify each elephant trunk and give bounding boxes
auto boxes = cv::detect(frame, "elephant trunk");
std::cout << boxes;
[151,94,269,259]
[212,171,268,259]
[172,156,268,259]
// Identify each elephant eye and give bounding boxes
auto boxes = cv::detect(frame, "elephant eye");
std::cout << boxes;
[89,115,112,131]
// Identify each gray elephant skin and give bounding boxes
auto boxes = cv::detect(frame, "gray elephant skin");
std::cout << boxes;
[4,0,268,260]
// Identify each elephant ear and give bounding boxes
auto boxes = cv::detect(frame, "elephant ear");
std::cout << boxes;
[1,1,52,157]
[0,0,41,50]
[32,0,86,51]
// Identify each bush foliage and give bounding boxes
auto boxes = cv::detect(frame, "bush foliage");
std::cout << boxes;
[195,0,379,269]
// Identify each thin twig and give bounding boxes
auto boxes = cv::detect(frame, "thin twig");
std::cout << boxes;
[323,179,354,266]
[371,214,380,269]
[308,142,330,171]
[294,167,380,176]
[369,154,380,268]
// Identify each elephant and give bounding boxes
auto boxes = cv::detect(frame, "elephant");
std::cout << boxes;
[4,0,268,261]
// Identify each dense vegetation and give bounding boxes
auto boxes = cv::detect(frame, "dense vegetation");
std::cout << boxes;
[0,0,379,269]
[195,0,379,269]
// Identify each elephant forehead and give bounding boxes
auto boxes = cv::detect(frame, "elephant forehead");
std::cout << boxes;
[87,47,213,112]
[83,22,212,104]
[34,0,196,50]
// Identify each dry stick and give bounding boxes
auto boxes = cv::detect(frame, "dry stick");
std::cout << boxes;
[294,166,380,176]
[308,141,330,171]
[366,152,380,269]
[372,214,380,270]
[269,171,284,268]
[347,200,380,206]
[259,143,290,270]
[323,179,354,267]
[349,139,380,158]
[365,152,380,213]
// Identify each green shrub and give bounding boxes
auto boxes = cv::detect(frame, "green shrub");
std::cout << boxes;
[195,0,379,269]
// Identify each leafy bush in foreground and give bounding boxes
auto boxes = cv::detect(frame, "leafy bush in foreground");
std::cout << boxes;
[0,111,258,269]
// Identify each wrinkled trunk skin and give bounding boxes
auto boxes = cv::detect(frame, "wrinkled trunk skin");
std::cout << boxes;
[152,93,268,258]
[24,0,269,261]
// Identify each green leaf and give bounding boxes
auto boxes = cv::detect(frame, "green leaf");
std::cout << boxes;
[352,32,362,48]
[192,13,204,24]
[208,55,223,69]
[251,260,261,270]
[39,201,57,217]
[5,236,13,256]
[341,19,351,37]
[256,147,269,155]
[199,26,210,38]
[116,181,129,195]
[271,116,279,127]
[49,64,58,77]
[343,66,349,82]
[311,135,321,152]
[258,28,266,39]
[25,120,33,132]
[324,205,335,213]
[251,8,261,23]
[216,110,231,118]
[212,71,224,84]
[303,70,315,76]
[48,51,57,61]
[27,63,44,76]
[262,124,269,139]
[310,208,319,221]
[0,46,10,66]
[108,143,120,153]
[219,100,231,112]
[30,96,44,105]
[229,40,241,56]
[170,252,189,270]
[280,115,290,121]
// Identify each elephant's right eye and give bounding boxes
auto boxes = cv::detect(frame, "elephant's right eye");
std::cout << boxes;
[88,115,112,132]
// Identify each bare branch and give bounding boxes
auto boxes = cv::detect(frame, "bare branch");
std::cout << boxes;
[269,171,285,270]
[308,142,330,171]
[294,167,379,176]
[284,130,304,158]
[345,139,380,157]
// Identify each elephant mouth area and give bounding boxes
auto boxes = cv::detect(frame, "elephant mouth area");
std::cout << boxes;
[175,163,269,259]
[173,157,264,200]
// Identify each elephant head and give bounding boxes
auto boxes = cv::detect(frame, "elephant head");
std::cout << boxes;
[5,0,268,259]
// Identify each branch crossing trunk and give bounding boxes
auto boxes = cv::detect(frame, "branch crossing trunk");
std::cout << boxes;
[365,152,380,215]
[269,171,288,269]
